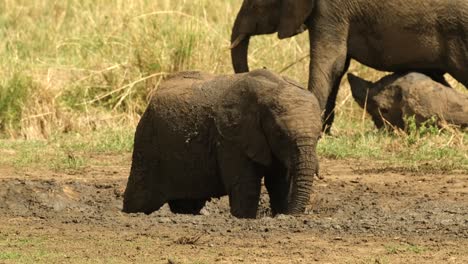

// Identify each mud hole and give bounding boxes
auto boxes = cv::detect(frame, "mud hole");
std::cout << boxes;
[0,158,467,263]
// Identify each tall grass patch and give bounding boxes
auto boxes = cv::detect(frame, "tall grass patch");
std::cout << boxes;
[0,0,466,171]
[0,0,321,137]
[0,73,32,134]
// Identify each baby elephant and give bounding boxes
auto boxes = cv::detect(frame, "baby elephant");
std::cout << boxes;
[123,69,322,218]
[348,73,468,130]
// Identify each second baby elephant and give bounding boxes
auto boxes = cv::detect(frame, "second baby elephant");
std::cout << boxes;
[123,69,322,218]
[348,73,468,130]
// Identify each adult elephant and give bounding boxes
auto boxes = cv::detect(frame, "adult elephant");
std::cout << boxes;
[230,0,468,132]
[123,69,322,218]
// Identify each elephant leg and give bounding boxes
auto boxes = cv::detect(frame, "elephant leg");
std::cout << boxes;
[143,198,166,215]
[217,142,262,219]
[448,69,468,90]
[264,159,289,215]
[322,57,351,134]
[307,24,350,133]
[228,177,261,218]
[168,199,206,215]
[123,109,167,215]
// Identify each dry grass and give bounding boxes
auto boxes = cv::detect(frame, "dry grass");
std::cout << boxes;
[0,0,466,170]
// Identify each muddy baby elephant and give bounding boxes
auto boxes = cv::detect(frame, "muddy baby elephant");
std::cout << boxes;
[348,73,468,130]
[123,69,322,218]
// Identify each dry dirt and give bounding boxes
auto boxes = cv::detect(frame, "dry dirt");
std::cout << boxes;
[0,156,467,263]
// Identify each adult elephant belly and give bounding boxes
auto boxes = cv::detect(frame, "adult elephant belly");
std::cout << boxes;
[347,25,445,72]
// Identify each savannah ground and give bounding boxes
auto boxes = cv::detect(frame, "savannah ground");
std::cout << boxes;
[0,0,467,263]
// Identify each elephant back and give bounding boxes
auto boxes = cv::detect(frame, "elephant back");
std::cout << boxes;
[156,71,216,93]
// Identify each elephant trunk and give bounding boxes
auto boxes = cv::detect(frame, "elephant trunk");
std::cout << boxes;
[286,137,318,214]
[230,12,251,73]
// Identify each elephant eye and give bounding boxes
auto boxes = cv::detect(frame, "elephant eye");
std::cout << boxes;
[380,108,389,114]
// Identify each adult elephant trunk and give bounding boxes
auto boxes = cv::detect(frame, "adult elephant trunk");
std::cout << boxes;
[230,13,251,73]
[286,137,318,214]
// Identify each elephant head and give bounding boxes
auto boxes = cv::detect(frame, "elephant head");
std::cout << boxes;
[231,0,314,73]
[348,73,407,129]
[216,69,321,214]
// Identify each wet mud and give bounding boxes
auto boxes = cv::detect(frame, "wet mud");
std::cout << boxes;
[0,159,467,263]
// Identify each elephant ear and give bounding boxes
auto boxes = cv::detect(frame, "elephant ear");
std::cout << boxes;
[215,77,272,166]
[348,73,374,108]
[278,0,314,39]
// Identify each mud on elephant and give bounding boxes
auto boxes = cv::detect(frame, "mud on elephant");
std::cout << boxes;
[123,69,322,218]
[348,73,468,131]
[230,0,468,133]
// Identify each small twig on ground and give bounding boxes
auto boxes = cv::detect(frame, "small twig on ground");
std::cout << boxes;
[174,233,204,245]
[167,259,181,264]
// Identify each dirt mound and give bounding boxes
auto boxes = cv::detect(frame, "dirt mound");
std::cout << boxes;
[0,179,123,217]
[1,159,467,262]
[1,170,466,239]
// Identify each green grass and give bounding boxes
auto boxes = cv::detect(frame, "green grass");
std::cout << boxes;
[0,0,314,138]
[317,113,467,171]
[0,0,466,172]
[0,123,465,173]
[0,128,134,171]
[384,243,426,255]
[0,73,33,132]
[0,236,50,263]
[0,250,55,263]
[0,252,22,260]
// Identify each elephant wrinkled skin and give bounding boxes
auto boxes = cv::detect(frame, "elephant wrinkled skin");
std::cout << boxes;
[123,69,322,218]
[230,0,468,132]
[348,73,468,130]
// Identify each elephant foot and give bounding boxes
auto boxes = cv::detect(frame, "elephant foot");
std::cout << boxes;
[269,194,289,216]
[122,191,166,215]
[168,199,206,215]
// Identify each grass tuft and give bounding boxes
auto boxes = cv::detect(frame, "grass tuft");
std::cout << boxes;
[0,73,33,133]
[0,252,22,260]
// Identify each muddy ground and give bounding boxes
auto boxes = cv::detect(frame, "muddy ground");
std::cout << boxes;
[0,156,467,263]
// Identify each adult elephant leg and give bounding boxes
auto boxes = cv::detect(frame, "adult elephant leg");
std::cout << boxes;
[322,57,351,133]
[420,70,450,87]
[448,69,468,90]
[447,51,468,89]
[217,141,262,219]
[168,199,206,215]
[306,24,349,133]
